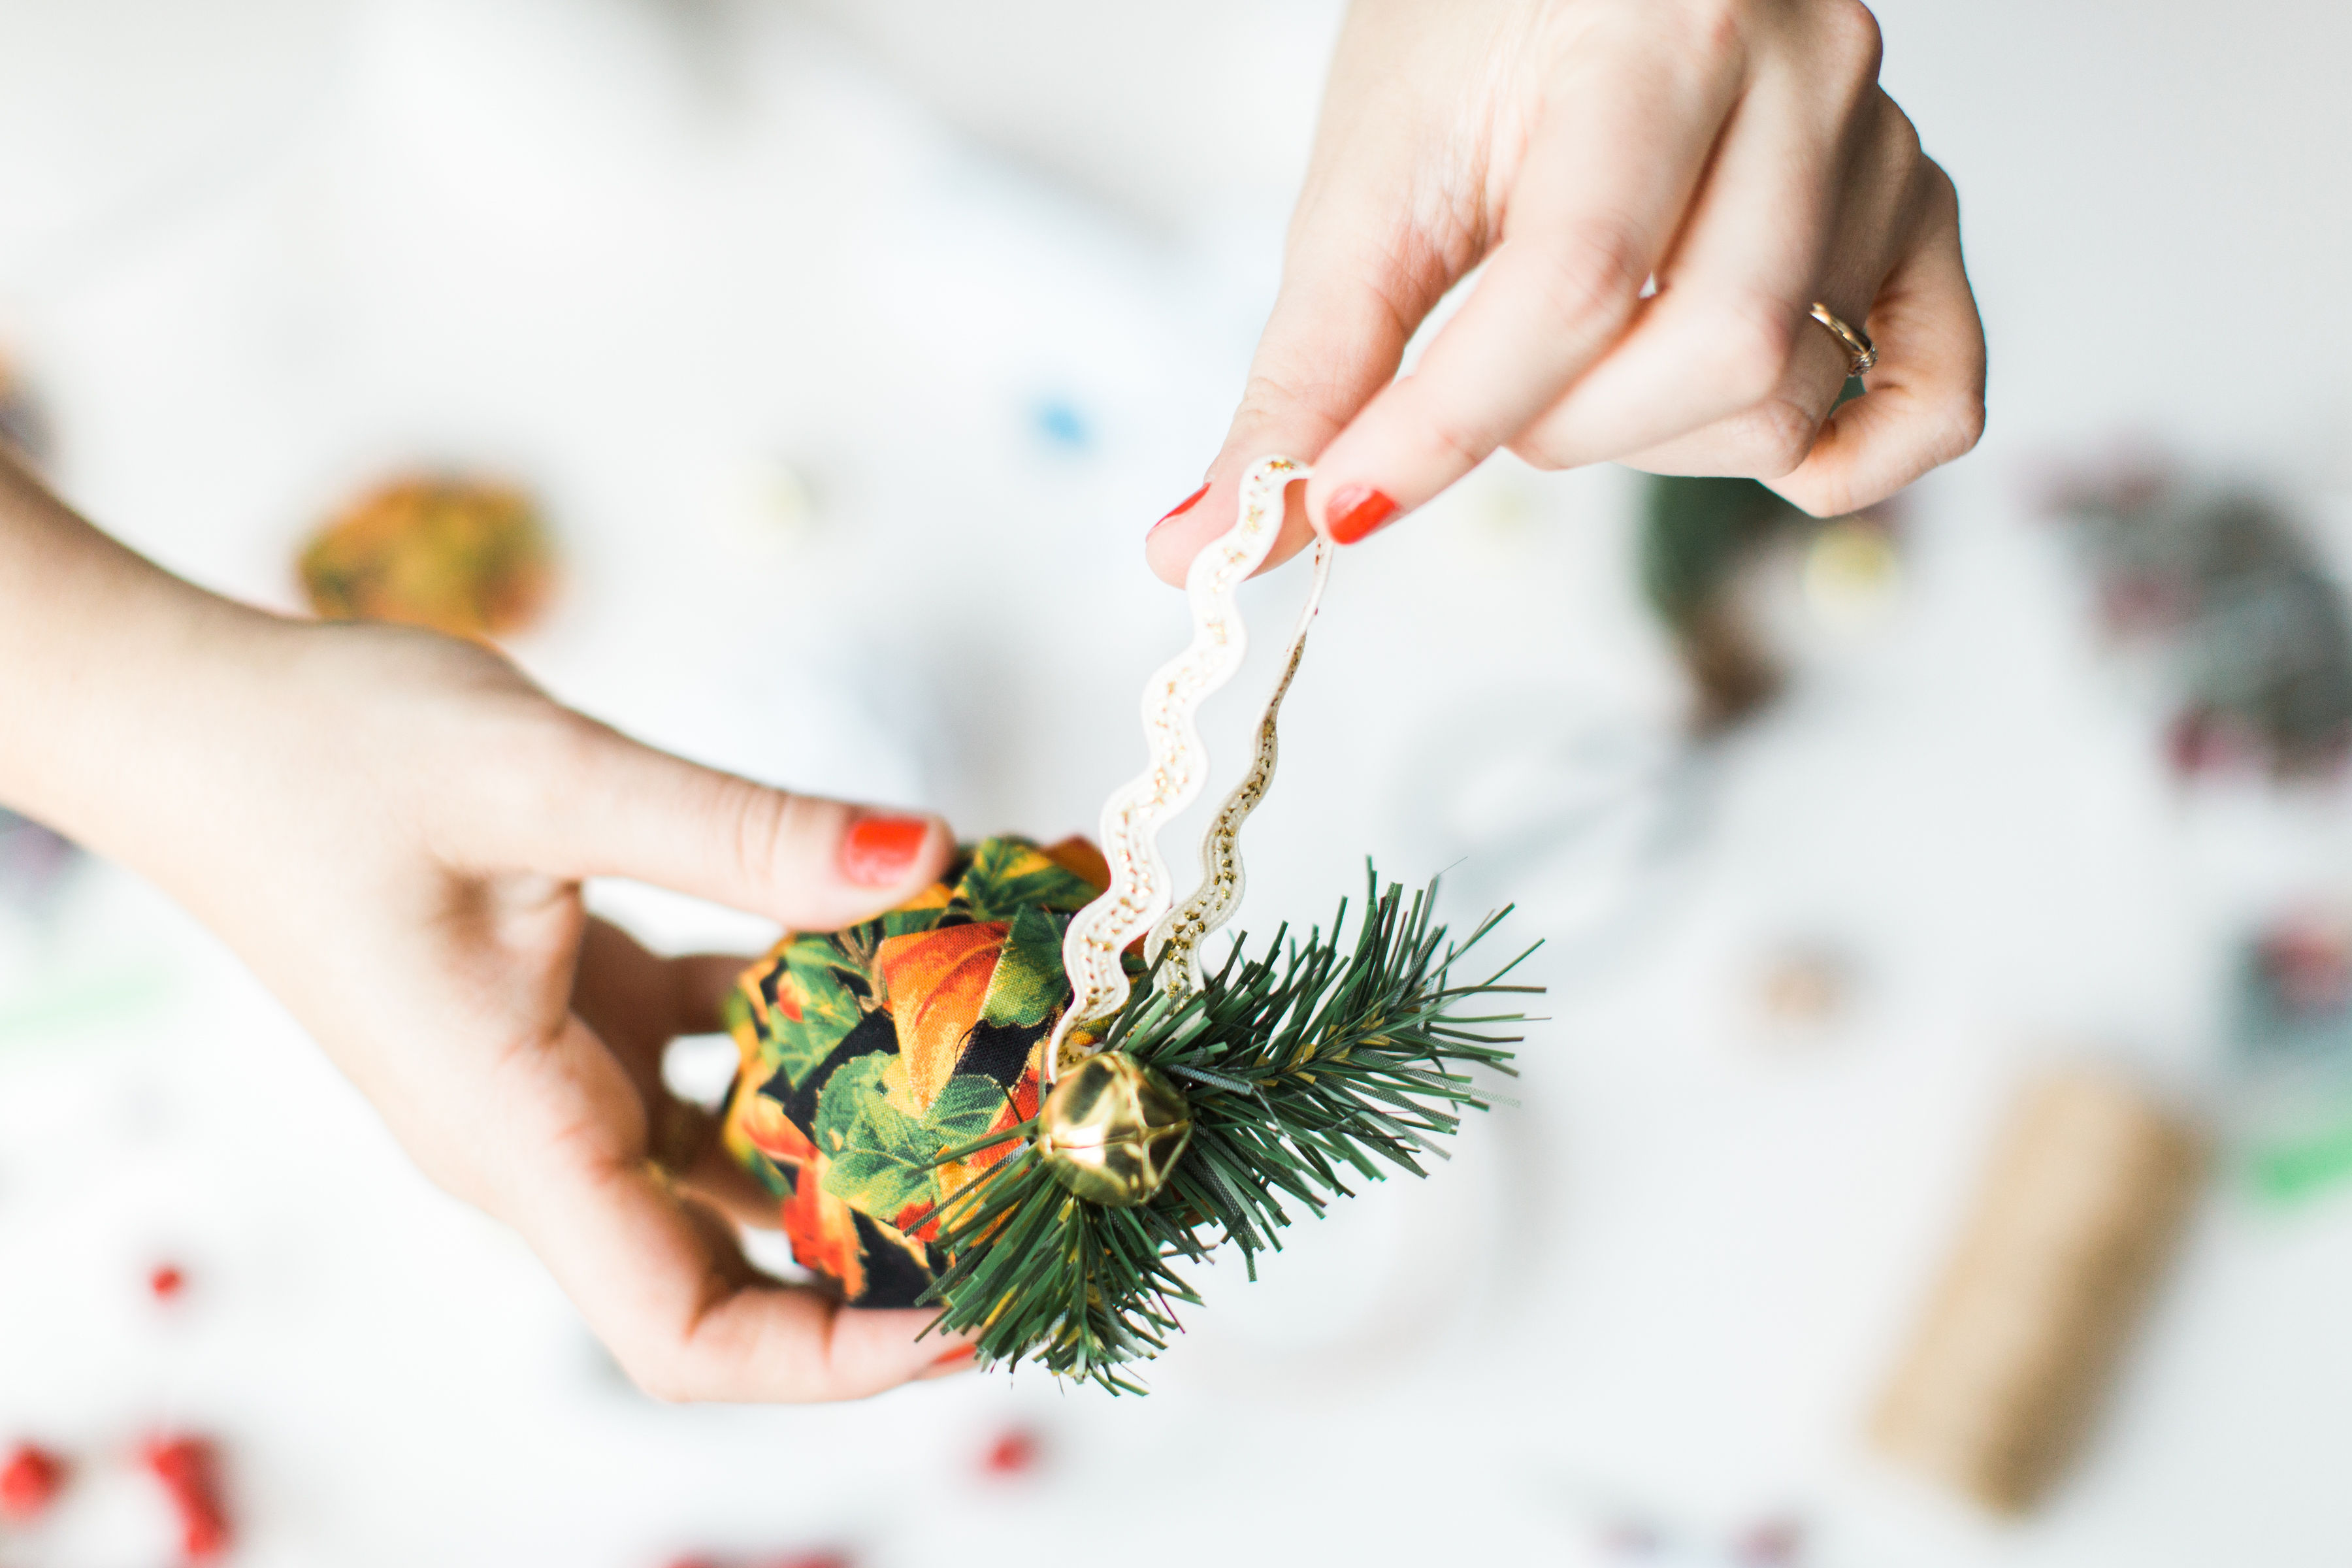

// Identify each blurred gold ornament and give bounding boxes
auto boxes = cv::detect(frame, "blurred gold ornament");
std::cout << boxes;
[1037,1052,1192,1207]
[298,476,553,641]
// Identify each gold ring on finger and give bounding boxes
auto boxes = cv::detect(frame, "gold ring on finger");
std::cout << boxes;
[1808,302,1878,377]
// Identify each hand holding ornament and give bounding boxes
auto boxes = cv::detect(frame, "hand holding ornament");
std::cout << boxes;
[1148,0,1985,581]
[0,455,970,1402]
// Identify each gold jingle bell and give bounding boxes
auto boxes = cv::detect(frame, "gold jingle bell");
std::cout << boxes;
[1037,1052,1193,1207]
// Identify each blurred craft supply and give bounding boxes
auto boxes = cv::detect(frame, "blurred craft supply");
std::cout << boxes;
[297,474,555,641]
[2053,470,2352,779]
[711,455,826,559]
[1586,1505,1810,1565]
[1640,476,1900,730]
[2227,906,2352,1206]
[0,349,48,466]
[1870,1069,2206,1514]
[1642,476,1790,727]
[1755,944,1854,1034]
[1029,394,1093,453]
[140,1434,232,1563]
[1799,515,1902,632]
[1729,1515,1807,1565]
[0,1441,67,1522]
[2237,906,2352,1051]
[977,1426,1041,1478]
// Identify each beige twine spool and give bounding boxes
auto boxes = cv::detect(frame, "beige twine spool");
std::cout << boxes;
[1870,1068,2206,1514]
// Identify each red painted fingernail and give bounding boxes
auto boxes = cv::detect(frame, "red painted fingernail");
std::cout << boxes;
[1150,481,1211,532]
[917,1341,980,1379]
[840,815,930,887]
[1324,484,1398,545]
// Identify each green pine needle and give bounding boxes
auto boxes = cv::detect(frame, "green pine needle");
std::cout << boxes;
[921,866,1539,1392]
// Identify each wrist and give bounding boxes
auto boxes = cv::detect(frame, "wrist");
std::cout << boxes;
[0,456,284,853]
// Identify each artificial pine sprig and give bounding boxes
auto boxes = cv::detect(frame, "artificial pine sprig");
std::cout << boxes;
[921,867,1539,1392]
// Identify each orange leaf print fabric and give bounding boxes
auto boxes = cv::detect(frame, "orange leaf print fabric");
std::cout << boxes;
[718,836,1108,1307]
[875,921,1006,1113]
[735,1093,869,1300]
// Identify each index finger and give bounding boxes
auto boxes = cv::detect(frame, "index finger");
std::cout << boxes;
[1303,18,1744,544]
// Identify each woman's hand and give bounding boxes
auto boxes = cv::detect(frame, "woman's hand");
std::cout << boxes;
[1147,0,1984,580]
[0,463,970,1401]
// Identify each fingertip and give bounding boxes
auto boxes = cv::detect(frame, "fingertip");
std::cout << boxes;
[1143,478,1232,585]
[1147,470,1323,580]
[756,796,954,930]
[913,1339,983,1381]
[1317,482,1401,546]
[829,1307,974,1394]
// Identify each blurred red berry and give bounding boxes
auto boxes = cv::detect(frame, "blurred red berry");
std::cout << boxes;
[1735,1514,1807,1564]
[139,1435,231,1562]
[0,1442,67,1521]
[980,1428,1040,1477]
[2261,917,2352,1018]
[150,1264,187,1301]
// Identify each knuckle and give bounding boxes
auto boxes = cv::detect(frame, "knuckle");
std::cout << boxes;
[1745,395,1825,478]
[724,777,796,885]
[1417,403,1501,472]
[1232,363,1358,449]
[1819,0,1886,80]
[1881,97,1924,170]
[1673,0,1748,62]
[1233,368,1313,430]
[1918,155,1961,227]
[529,710,609,785]
[476,708,604,836]
[1231,370,1299,430]
[1505,425,1572,472]
[1708,294,1801,408]
[1938,387,1989,462]
[1533,218,1651,339]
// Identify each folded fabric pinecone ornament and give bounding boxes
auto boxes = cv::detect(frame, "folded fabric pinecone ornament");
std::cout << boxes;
[718,459,1539,1390]
[720,834,1116,1309]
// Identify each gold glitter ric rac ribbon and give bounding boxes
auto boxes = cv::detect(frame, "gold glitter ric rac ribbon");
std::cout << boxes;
[1049,455,1330,1077]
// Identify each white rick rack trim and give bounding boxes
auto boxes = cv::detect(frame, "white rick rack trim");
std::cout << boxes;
[1047,455,1332,1079]
[1146,539,1332,998]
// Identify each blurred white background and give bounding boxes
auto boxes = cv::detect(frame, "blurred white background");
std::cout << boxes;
[3,1,2351,1564]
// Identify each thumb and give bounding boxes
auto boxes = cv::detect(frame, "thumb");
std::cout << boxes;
[1145,231,1431,587]
[515,718,954,930]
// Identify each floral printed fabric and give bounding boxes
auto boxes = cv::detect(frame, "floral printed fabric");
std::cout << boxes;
[719,835,1111,1306]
